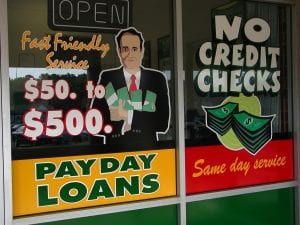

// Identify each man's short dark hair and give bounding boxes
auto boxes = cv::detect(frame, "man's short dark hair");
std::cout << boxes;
[115,27,144,50]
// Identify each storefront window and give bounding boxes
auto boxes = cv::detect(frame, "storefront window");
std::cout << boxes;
[183,0,294,193]
[8,0,176,217]
[2,0,298,224]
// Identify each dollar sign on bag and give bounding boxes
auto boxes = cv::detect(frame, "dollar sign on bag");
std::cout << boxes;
[23,108,43,141]
[24,78,39,102]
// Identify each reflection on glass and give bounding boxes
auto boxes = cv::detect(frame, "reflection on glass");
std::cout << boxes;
[10,67,89,150]
[8,0,175,155]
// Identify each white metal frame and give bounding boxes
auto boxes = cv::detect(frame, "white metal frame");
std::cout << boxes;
[173,0,186,224]
[1,0,13,224]
[0,0,299,224]
[0,23,4,225]
[0,30,5,225]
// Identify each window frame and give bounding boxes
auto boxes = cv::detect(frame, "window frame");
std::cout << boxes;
[0,0,299,225]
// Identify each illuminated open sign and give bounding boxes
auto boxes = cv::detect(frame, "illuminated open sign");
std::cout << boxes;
[48,0,130,33]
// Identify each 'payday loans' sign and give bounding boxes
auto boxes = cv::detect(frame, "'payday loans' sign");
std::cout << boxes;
[195,15,280,95]
[13,150,176,216]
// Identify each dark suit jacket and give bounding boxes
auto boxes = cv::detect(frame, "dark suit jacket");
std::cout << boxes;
[91,66,170,147]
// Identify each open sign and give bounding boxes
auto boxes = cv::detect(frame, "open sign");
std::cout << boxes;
[48,0,130,33]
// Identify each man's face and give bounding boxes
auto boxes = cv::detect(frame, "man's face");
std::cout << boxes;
[118,33,143,71]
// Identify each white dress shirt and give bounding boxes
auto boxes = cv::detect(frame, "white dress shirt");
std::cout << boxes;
[121,68,141,134]
[123,68,141,90]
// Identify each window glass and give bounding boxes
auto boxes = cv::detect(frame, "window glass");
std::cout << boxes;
[183,0,294,194]
[9,0,175,155]
[8,0,176,216]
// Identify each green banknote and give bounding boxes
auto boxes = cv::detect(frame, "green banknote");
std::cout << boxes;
[232,119,270,141]
[117,87,133,110]
[143,90,157,112]
[233,111,274,133]
[207,118,232,135]
[205,102,239,120]
[105,82,118,107]
[232,111,274,154]
[203,102,238,135]
[130,90,143,111]
[234,130,271,154]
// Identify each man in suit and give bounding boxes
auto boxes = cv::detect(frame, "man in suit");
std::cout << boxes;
[90,27,170,147]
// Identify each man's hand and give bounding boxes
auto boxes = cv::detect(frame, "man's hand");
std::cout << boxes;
[109,99,128,121]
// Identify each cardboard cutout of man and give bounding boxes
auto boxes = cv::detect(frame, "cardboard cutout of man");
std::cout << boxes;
[90,27,170,146]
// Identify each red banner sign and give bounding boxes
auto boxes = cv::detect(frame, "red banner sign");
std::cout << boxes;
[186,139,294,194]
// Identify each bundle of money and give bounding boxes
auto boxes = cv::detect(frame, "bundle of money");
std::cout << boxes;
[232,111,274,154]
[117,87,133,110]
[203,102,239,135]
[105,83,156,112]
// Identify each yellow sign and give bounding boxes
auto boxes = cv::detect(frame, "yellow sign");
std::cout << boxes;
[12,149,176,216]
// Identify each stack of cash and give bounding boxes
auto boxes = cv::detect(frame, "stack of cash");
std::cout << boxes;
[105,83,156,112]
[117,87,134,110]
[203,102,239,136]
[232,111,274,154]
